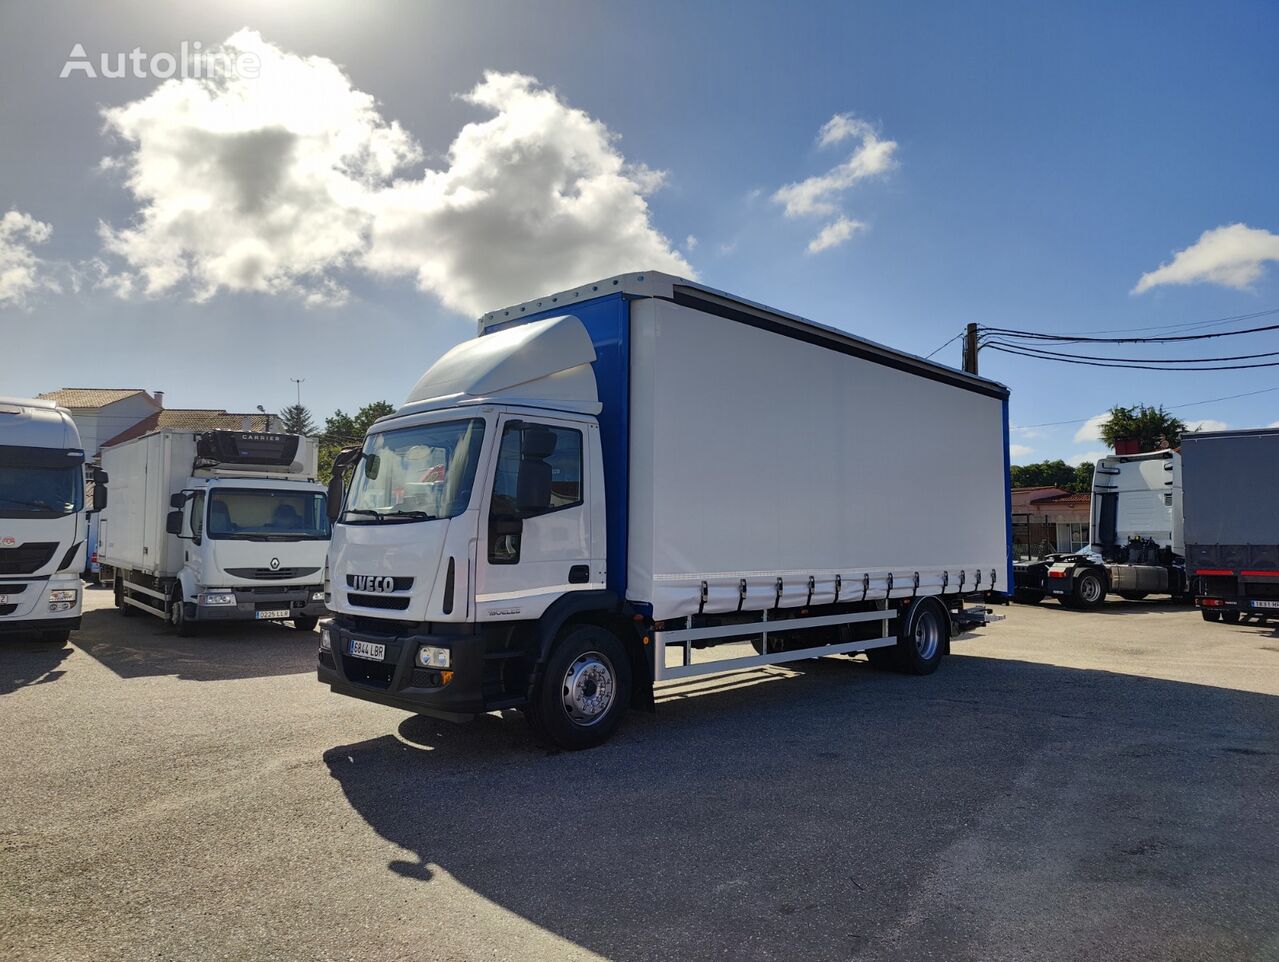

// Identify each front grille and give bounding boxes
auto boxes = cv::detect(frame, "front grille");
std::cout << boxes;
[0,543,58,575]
[225,567,320,581]
[345,575,414,591]
[0,604,17,616]
[0,583,28,594]
[348,593,411,611]
[342,657,394,689]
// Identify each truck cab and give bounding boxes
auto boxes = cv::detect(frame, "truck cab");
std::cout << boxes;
[0,396,106,642]
[1013,450,1185,608]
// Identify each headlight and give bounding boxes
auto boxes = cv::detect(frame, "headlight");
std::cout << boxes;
[49,589,78,603]
[199,591,236,607]
[416,645,450,669]
[319,624,332,651]
[310,591,325,602]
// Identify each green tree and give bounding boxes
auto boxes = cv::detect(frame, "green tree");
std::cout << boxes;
[1098,404,1185,452]
[279,403,315,436]
[1009,459,1077,490]
[318,401,394,478]
[1071,460,1095,493]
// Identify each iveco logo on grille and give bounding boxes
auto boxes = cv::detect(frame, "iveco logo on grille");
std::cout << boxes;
[349,575,396,593]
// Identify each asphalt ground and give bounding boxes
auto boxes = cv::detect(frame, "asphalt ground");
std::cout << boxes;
[1,586,1276,961]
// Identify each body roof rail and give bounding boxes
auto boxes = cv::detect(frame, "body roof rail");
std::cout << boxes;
[479,271,1009,401]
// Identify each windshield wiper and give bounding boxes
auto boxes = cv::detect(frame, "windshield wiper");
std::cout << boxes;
[342,509,385,524]
[380,510,438,522]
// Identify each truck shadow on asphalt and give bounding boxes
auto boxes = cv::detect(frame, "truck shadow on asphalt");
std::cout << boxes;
[69,606,319,682]
[323,654,1278,962]
[0,637,73,694]
[1017,598,1196,616]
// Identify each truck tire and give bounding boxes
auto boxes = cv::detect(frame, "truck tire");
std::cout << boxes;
[1118,591,1148,601]
[525,625,632,750]
[1012,589,1044,605]
[1201,609,1221,622]
[868,598,947,674]
[38,629,72,644]
[292,615,319,632]
[169,588,198,638]
[1072,570,1107,610]
[115,579,135,617]
[1220,611,1241,625]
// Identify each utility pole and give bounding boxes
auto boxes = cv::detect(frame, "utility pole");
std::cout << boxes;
[962,323,979,375]
[290,377,305,406]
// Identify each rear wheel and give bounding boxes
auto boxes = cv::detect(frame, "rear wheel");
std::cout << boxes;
[1201,609,1221,622]
[1220,611,1241,625]
[1073,570,1107,610]
[869,599,947,674]
[525,625,631,750]
[1118,591,1148,601]
[1012,589,1044,605]
[115,578,135,617]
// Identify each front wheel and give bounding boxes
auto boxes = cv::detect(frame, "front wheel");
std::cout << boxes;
[525,625,632,750]
[37,628,72,644]
[169,589,197,637]
[1118,591,1148,601]
[292,615,319,632]
[1073,570,1107,610]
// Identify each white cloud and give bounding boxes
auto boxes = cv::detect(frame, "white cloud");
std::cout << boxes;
[773,117,897,219]
[1009,443,1034,459]
[772,113,895,255]
[1134,224,1279,294]
[0,210,60,309]
[806,215,864,254]
[1010,425,1043,439]
[1074,412,1109,445]
[1184,418,1227,433]
[96,32,691,314]
[1069,450,1107,467]
[1268,420,1279,428]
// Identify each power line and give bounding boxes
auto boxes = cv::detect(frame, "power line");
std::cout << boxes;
[1011,385,1279,430]
[923,330,964,360]
[988,344,1279,372]
[1034,305,1279,337]
[980,313,1279,345]
[983,341,1279,365]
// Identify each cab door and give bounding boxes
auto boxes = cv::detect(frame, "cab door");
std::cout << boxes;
[474,414,603,621]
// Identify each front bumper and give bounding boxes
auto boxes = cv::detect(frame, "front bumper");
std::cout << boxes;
[0,578,83,633]
[195,585,326,622]
[317,615,506,722]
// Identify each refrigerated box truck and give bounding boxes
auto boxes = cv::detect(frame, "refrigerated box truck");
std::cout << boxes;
[318,272,1012,748]
[0,396,106,641]
[99,429,330,635]
[1183,428,1279,623]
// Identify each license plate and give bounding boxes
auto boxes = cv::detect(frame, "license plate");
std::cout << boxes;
[255,608,290,620]
[1251,600,1279,609]
[0,595,8,605]
[348,639,386,661]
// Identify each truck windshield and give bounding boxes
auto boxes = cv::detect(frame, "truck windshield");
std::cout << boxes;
[0,446,84,518]
[343,418,487,523]
[206,489,330,541]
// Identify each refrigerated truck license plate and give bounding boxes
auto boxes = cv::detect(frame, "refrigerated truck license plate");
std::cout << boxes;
[255,609,290,620]
[348,639,386,661]
[1252,600,1279,609]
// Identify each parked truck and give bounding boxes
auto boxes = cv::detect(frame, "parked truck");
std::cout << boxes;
[1013,449,1187,608]
[317,272,1011,749]
[1183,428,1279,623]
[99,429,330,635]
[0,396,106,642]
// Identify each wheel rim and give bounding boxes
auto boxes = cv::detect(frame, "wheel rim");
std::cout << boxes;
[1080,576,1102,604]
[913,611,940,660]
[561,651,617,727]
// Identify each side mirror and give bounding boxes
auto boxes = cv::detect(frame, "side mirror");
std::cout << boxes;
[165,510,184,536]
[169,491,188,509]
[92,468,109,485]
[326,474,344,523]
[92,484,108,512]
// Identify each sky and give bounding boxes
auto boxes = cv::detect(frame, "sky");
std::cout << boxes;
[2,0,1278,466]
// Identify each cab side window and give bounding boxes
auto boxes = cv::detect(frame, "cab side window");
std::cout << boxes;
[488,423,584,564]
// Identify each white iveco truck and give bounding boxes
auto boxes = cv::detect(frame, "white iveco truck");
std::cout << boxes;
[99,429,330,635]
[1013,449,1187,608]
[318,272,1012,748]
[0,397,105,642]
